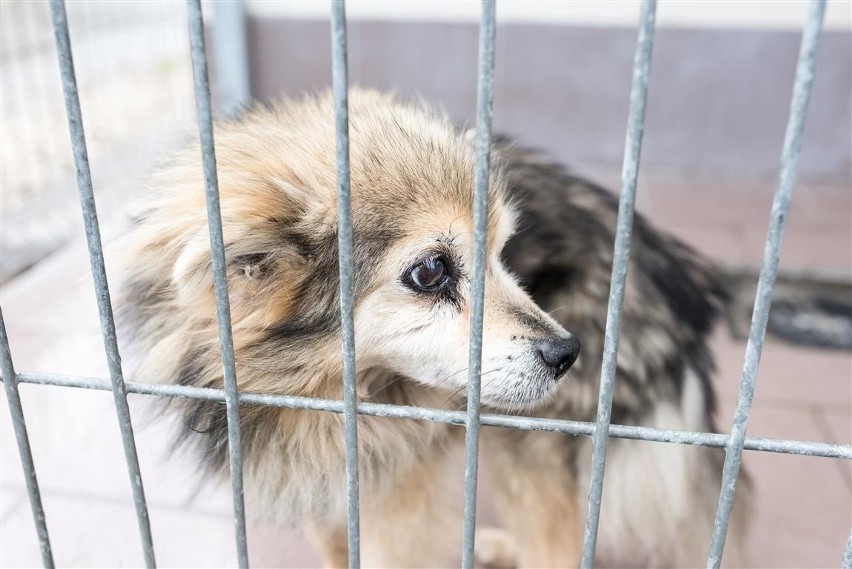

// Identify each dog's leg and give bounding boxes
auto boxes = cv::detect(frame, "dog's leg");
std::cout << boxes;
[304,522,349,569]
[578,369,753,567]
[482,428,583,568]
[303,453,463,569]
[358,443,463,568]
[475,527,518,569]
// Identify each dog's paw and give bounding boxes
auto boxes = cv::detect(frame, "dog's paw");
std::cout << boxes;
[475,527,517,569]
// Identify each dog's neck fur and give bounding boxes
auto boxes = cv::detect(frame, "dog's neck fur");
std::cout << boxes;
[177,347,458,524]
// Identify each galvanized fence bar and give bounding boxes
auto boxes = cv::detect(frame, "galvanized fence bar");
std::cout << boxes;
[15,371,852,460]
[0,309,54,568]
[705,2,826,567]
[186,1,249,566]
[47,1,156,566]
[330,1,361,566]
[211,0,251,117]
[580,2,656,567]
[460,1,497,567]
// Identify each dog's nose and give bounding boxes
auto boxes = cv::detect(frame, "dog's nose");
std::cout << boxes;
[535,335,581,377]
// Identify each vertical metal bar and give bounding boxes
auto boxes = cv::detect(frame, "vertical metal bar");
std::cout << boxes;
[211,0,251,117]
[330,1,361,566]
[706,2,825,566]
[47,2,156,566]
[461,2,496,567]
[843,530,852,569]
[580,2,656,567]
[186,1,249,567]
[0,308,54,568]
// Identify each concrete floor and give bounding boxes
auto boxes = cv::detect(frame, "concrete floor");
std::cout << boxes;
[1,171,850,567]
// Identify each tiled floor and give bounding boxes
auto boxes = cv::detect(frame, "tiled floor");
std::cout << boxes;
[1,171,850,568]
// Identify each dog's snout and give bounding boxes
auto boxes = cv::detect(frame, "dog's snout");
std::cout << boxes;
[535,335,581,377]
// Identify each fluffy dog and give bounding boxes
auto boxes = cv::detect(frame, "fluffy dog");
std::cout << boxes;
[118,90,750,567]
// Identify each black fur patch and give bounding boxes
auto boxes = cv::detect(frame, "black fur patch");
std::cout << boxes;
[266,227,402,345]
[495,138,728,425]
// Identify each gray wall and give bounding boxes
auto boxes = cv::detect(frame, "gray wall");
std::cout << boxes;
[246,18,851,181]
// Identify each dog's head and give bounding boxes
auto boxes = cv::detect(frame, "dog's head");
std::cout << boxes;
[124,90,578,409]
[352,205,581,409]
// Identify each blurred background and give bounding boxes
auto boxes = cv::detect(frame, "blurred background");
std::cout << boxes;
[1,1,850,567]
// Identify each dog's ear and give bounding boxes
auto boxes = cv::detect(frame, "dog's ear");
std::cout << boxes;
[168,175,333,330]
[170,225,318,330]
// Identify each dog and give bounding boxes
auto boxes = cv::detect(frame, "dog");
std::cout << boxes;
[117,89,750,567]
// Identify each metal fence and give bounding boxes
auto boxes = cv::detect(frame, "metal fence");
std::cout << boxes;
[0,1,195,283]
[1,0,850,568]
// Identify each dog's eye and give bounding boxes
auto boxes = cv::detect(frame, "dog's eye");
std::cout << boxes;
[409,256,448,291]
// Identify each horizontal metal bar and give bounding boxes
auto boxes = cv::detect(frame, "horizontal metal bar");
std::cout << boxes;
[581,2,656,567]
[185,1,249,566]
[48,1,156,566]
[8,372,850,461]
[706,2,826,567]
[462,1,497,567]
[0,309,54,568]
[330,1,361,565]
